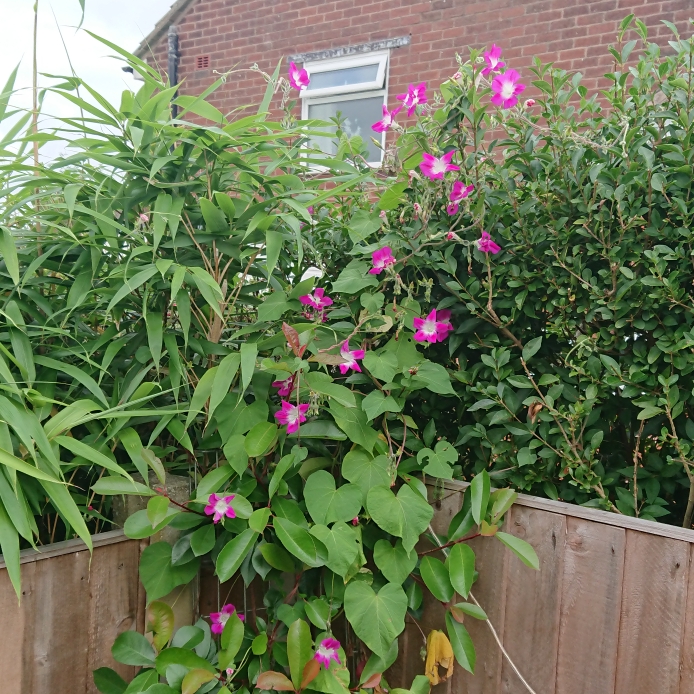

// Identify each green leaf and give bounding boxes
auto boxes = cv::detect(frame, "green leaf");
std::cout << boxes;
[274,516,328,567]
[147,496,170,528]
[0,447,62,484]
[208,353,241,422]
[470,470,490,525]
[0,227,20,285]
[111,631,156,666]
[419,556,454,602]
[522,337,542,363]
[252,633,269,655]
[216,529,258,582]
[348,209,382,244]
[195,464,236,501]
[0,499,20,597]
[329,402,379,453]
[451,602,487,620]
[200,197,229,233]
[34,356,108,407]
[140,542,200,600]
[412,362,455,395]
[240,342,258,394]
[258,291,291,322]
[304,597,330,629]
[93,667,127,694]
[490,489,517,523]
[92,477,155,496]
[155,647,216,676]
[244,421,278,457]
[446,543,475,599]
[190,524,216,556]
[106,265,158,314]
[249,507,272,533]
[185,366,218,428]
[146,600,175,651]
[182,669,216,694]
[306,371,356,408]
[260,541,297,572]
[288,619,313,688]
[373,539,417,585]
[342,450,392,501]
[55,436,130,479]
[362,390,401,421]
[221,611,245,658]
[445,612,476,673]
[344,582,408,658]
[496,532,539,569]
[332,261,379,294]
[366,484,434,553]
[362,351,398,382]
[304,470,362,525]
[309,522,360,577]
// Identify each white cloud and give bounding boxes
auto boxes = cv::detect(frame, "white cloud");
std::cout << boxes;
[0,0,174,157]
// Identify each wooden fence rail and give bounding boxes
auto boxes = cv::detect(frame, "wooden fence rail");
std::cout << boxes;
[0,530,146,694]
[2,484,694,693]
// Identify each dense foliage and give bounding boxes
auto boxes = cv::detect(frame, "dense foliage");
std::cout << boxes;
[1,13,693,694]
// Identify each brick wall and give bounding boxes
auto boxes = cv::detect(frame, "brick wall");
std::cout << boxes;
[142,0,691,117]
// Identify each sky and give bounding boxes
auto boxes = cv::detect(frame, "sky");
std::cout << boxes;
[0,0,175,157]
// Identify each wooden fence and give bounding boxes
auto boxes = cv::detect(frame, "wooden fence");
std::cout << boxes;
[3,484,694,693]
[0,530,146,694]
[392,481,694,694]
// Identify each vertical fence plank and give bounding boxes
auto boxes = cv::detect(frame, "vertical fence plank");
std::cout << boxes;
[680,544,694,694]
[0,560,36,693]
[555,517,626,694]
[614,531,689,694]
[23,549,92,693]
[87,540,143,691]
[452,516,510,694]
[501,507,566,694]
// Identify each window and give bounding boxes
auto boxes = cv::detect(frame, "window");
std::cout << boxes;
[300,51,389,165]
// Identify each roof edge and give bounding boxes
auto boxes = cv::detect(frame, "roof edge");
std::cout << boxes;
[133,0,199,59]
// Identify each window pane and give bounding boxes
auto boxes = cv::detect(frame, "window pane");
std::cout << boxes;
[308,96,384,162]
[307,64,380,91]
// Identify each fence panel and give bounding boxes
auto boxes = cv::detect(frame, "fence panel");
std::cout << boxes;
[0,530,145,694]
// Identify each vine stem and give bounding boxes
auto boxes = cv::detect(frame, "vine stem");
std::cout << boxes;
[426,523,539,694]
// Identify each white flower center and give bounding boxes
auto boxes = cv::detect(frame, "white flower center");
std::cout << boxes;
[431,158,448,175]
[214,499,229,515]
[422,318,437,335]
[317,645,332,659]
[287,407,300,424]
[501,81,515,99]
[218,611,230,627]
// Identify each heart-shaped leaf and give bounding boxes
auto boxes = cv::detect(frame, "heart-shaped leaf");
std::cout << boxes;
[342,449,392,501]
[309,522,361,577]
[344,582,407,658]
[366,484,433,553]
[304,470,362,525]
[373,539,417,584]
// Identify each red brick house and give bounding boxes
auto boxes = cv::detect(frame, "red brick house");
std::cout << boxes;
[135,0,691,163]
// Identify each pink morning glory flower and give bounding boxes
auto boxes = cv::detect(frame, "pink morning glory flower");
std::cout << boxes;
[491,69,526,109]
[210,604,245,635]
[482,45,505,77]
[288,61,310,91]
[447,203,459,216]
[419,151,460,180]
[339,342,365,375]
[274,401,309,434]
[397,82,427,116]
[413,309,453,343]
[272,375,294,397]
[450,181,474,203]
[205,493,236,524]
[299,288,333,310]
[314,637,341,668]
[372,104,402,132]
[370,246,396,275]
[477,231,501,254]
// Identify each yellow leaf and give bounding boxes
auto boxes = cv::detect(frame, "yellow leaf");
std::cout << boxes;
[424,630,454,685]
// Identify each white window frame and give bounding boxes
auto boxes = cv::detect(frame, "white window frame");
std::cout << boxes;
[299,50,390,165]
